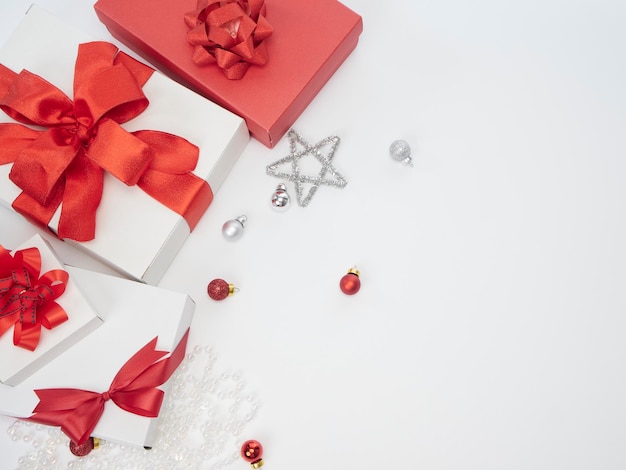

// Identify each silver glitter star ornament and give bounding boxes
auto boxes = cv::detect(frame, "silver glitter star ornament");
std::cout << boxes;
[266,129,348,207]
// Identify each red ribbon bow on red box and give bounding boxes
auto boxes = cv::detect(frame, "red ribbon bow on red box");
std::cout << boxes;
[28,328,189,445]
[185,0,273,79]
[0,244,69,351]
[0,41,213,242]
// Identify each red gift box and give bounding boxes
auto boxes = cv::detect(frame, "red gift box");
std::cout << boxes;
[94,0,363,148]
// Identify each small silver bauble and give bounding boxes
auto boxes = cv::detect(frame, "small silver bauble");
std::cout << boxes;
[222,215,247,241]
[271,183,291,211]
[389,139,413,166]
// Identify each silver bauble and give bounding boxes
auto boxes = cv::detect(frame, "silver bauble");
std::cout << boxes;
[271,183,291,211]
[389,140,414,166]
[222,215,247,240]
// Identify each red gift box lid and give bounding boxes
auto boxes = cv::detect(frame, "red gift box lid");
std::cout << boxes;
[94,0,363,148]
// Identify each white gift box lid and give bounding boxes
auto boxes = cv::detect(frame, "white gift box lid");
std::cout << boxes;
[0,266,195,447]
[0,5,249,285]
[0,235,102,386]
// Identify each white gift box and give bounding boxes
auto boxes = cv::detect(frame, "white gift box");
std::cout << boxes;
[0,235,102,386]
[0,5,249,285]
[0,266,195,447]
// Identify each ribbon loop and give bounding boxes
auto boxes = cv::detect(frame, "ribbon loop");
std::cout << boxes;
[86,119,154,186]
[74,64,148,127]
[0,70,75,127]
[0,124,42,165]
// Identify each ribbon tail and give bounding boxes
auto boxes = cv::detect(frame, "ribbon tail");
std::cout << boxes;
[112,329,190,415]
[109,337,168,391]
[120,329,191,391]
[12,187,64,236]
[13,321,42,351]
[150,328,190,383]
[56,154,104,241]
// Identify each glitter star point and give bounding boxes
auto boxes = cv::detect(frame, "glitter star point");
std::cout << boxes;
[266,129,347,207]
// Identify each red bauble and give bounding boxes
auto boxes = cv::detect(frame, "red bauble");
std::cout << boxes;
[340,269,361,295]
[207,278,234,301]
[69,437,95,457]
[241,439,264,467]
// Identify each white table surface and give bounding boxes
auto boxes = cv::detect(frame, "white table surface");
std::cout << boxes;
[1,0,626,469]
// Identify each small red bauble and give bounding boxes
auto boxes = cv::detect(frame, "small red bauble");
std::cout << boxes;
[207,278,236,301]
[340,267,361,295]
[241,439,264,468]
[69,437,100,457]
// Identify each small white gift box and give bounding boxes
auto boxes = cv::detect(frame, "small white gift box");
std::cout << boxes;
[0,266,195,447]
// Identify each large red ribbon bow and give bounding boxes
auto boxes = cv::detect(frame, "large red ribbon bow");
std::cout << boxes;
[0,244,69,351]
[28,328,190,445]
[0,42,213,242]
[184,0,273,79]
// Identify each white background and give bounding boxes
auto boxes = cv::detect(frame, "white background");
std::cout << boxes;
[1,0,626,468]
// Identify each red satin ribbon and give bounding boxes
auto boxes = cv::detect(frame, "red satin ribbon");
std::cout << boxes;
[0,42,213,242]
[28,328,190,445]
[184,0,273,79]
[0,244,69,351]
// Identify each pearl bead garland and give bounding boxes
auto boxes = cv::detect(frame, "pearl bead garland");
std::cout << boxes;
[6,344,261,470]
